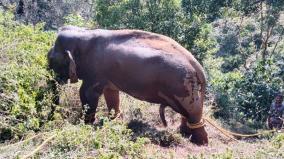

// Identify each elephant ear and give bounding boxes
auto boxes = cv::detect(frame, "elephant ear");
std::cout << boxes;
[66,50,78,83]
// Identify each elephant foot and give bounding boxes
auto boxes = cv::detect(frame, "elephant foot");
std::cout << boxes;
[109,111,123,120]
[190,126,208,146]
[84,112,96,124]
[179,119,208,146]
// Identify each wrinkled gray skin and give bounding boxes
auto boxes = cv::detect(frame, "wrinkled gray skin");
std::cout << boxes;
[48,26,208,145]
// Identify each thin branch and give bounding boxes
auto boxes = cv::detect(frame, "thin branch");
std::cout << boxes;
[260,1,263,40]
[261,25,274,61]
[236,15,244,38]
[270,28,284,57]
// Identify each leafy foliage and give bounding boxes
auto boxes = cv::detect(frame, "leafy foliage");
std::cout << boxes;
[95,0,211,61]
[207,1,284,127]
[49,121,146,158]
[0,9,55,141]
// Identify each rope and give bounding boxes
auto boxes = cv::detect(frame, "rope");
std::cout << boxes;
[21,133,57,159]
[204,117,277,138]
[0,133,45,150]
[187,118,205,129]
[204,117,237,141]
[20,130,65,159]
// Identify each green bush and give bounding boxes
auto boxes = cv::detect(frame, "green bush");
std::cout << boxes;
[64,13,94,28]
[234,60,283,121]
[0,9,56,141]
[206,3,284,128]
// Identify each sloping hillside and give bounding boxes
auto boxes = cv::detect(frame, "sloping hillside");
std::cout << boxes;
[1,90,284,159]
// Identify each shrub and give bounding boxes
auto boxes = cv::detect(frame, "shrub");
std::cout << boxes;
[46,120,146,158]
[0,9,56,142]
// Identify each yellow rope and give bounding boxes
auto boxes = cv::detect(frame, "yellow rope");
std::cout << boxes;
[187,118,206,129]
[21,133,57,159]
[204,117,237,141]
[0,133,45,150]
[204,117,276,138]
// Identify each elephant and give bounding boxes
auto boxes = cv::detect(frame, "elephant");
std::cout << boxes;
[48,26,208,145]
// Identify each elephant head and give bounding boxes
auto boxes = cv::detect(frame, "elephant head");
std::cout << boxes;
[47,32,79,84]
[47,26,90,84]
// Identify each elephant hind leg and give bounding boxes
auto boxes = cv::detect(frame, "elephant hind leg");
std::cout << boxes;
[174,74,208,145]
[103,88,120,119]
[159,104,167,127]
[179,116,191,136]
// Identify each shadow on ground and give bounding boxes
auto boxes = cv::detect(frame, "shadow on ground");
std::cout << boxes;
[127,119,182,147]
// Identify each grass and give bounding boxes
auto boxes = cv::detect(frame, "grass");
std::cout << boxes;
[1,87,284,159]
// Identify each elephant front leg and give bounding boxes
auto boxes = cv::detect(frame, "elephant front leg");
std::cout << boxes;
[80,82,104,124]
[84,93,100,124]
[47,79,59,120]
[103,88,120,119]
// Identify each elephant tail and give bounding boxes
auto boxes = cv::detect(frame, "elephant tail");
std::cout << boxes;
[159,104,167,127]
